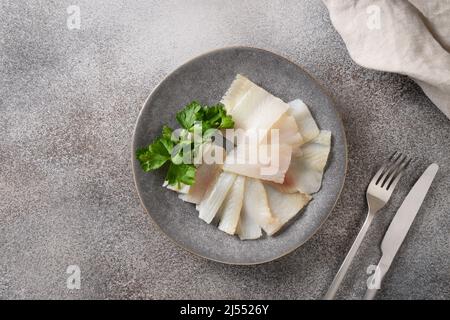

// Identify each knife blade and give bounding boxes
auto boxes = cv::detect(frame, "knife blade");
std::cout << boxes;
[364,163,439,300]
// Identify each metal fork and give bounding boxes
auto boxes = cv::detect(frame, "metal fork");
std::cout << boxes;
[324,152,410,300]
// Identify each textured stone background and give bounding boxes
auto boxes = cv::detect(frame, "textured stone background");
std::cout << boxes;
[1,0,449,299]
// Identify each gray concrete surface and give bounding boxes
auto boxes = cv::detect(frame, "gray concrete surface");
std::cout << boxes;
[1,0,449,299]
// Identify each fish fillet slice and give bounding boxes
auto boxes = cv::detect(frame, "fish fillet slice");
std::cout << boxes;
[288,99,320,143]
[226,75,290,137]
[237,206,262,240]
[265,184,312,227]
[243,178,282,236]
[220,74,254,113]
[223,143,292,183]
[265,173,298,194]
[229,88,270,130]
[198,172,236,224]
[178,162,222,204]
[179,144,224,204]
[231,95,289,140]
[217,175,246,235]
[287,130,331,194]
[268,114,303,147]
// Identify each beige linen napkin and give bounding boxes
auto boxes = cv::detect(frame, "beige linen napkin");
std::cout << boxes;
[322,0,450,119]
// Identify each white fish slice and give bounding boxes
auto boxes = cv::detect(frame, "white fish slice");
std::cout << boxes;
[265,184,312,227]
[243,178,282,236]
[220,74,254,113]
[217,175,246,235]
[237,205,262,240]
[228,82,268,130]
[198,172,236,224]
[223,143,292,183]
[178,162,222,204]
[265,175,298,194]
[179,144,224,204]
[287,130,331,194]
[288,99,320,144]
[227,75,290,138]
[268,114,303,147]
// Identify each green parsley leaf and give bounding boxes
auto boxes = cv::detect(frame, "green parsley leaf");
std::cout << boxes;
[136,126,175,172]
[176,101,203,130]
[160,125,174,152]
[201,103,234,131]
[176,101,234,133]
[218,113,234,129]
[136,139,171,172]
[166,163,196,186]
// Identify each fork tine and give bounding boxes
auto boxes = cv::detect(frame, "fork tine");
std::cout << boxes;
[386,157,412,189]
[377,152,402,186]
[372,164,388,184]
[381,153,407,187]
[373,152,397,184]
[387,170,404,191]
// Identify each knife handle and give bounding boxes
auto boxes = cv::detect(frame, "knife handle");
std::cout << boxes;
[363,255,391,300]
[364,288,378,300]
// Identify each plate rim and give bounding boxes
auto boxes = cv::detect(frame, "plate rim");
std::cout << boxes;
[131,45,348,265]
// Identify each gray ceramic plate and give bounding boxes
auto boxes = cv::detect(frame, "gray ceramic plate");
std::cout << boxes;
[132,47,347,265]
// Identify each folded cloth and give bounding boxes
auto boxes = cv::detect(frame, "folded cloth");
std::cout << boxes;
[322,0,450,119]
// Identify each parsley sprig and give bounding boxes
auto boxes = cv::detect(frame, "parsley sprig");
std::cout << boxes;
[136,101,234,187]
[176,101,234,132]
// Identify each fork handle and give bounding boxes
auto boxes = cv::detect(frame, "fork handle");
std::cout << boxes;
[324,213,375,300]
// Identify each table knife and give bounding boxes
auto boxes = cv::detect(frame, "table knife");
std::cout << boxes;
[363,163,439,300]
